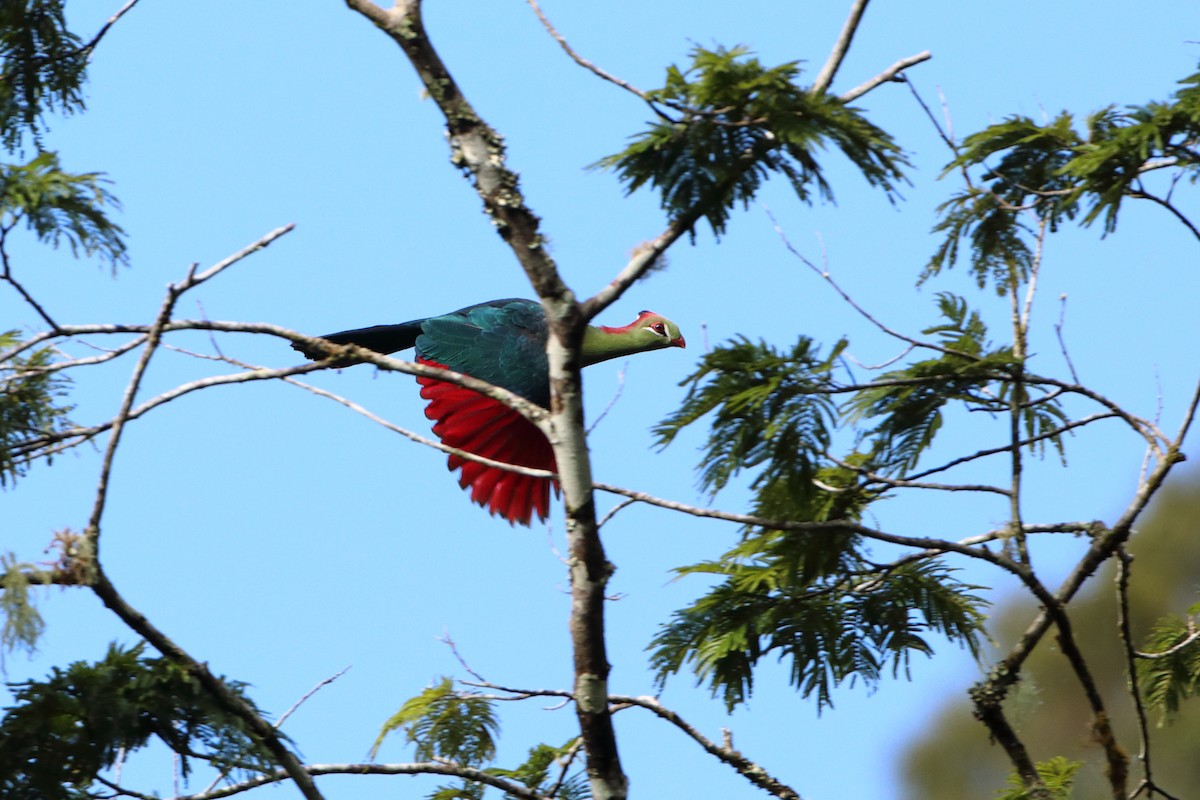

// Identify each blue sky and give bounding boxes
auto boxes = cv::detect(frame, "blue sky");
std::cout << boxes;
[4,1,1200,798]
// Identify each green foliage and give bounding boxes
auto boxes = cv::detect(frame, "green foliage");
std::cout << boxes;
[846,293,1062,473]
[489,740,590,800]
[655,335,843,500]
[0,552,44,661]
[0,330,73,486]
[596,45,907,237]
[1137,600,1200,721]
[0,152,126,267]
[660,297,1063,506]
[927,113,1082,292]
[1063,70,1200,232]
[652,296,1098,712]
[0,0,88,149]
[995,757,1082,800]
[373,677,498,764]
[0,642,280,800]
[650,549,988,711]
[929,66,1200,291]
[375,681,587,799]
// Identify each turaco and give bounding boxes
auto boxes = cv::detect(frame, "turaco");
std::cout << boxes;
[295,298,685,525]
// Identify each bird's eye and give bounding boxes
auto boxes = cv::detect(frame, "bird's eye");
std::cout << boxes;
[651,322,667,336]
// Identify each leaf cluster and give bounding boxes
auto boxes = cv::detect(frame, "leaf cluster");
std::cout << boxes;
[650,551,987,711]
[1136,601,1200,722]
[374,680,588,799]
[927,112,1082,292]
[849,293,1065,471]
[929,65,1200,291]
[596,45,908,238]
[490,741,590,800]
[0,552,44,662]
[0,151,126,268]
[655,334,844,507]
[0,0,88,149]
[0,330,73,486]
[373,677,498,767]
[652,294,1087,709]
[0,642,281,800]
[995,756,1082,800]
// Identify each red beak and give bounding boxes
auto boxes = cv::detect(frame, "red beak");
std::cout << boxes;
[671,335,687,348]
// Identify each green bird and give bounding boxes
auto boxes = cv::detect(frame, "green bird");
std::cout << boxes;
[296,299,685,524]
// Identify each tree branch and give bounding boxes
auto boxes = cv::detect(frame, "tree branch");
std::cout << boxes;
[81,0,145,58]
[609,695,801,800]
[173,761,552,800]
[525,0,650,101]
[344,0,568,303]
[810,0,870,96]
[965,380,1200,797]
[342,4,625,797]
[75,225,323,800]
[839,50,932,102]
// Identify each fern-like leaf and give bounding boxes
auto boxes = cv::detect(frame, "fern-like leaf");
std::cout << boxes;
[372,677,499,767]
[596,45,907,238]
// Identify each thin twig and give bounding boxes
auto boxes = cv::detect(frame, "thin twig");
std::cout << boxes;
[82,0,144,58]
[1054,294,1081,384]
[175,762,553,800]
[277,667,352,729]
[526,0,649,100]
[598,498,637,528]
[592,481,1032,577]
[825,452,1012,496]
[1116,548,1159,796]
[544,737,585,799]
[903,75,958,154]
[587,363,627,434]
[839,50,931,102]
[80,227,324,800]
[609,694,800,800]
[1128,189,1200,242]
[0,231,62,330]
[766,206,979,361]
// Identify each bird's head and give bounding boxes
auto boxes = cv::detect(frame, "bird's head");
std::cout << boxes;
[584,310,686,366]
[631,310,687,350]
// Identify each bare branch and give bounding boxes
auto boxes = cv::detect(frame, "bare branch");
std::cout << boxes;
[1128,188,1200,242]
[839,50,931,102]
[609,694,800,800]
[282,372,556,480]
[1116,548,1161,797]
[71,226,323,800]
[0,263,60,331]
[276,667,351,729]
[592,481,1033,575]
[767,207,980,360]
[825,452,1012,496]
[342,5,625,796]
[1054,294,1081,384]
[966,381,1199,795]
[903,75,959,154]
[526,0,650,100]
[344,0,568,303]
[582,208,710,321]
[176,761,552,800]
[82,0,145,58]
[901,411,1119,483]
[810,0,870,96]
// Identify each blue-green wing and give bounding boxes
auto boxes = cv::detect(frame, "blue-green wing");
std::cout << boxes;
[415,298,550,406]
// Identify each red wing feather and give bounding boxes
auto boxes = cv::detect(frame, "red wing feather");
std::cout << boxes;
[417,358,557,524]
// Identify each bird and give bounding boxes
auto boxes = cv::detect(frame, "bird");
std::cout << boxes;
[294,298,685,525]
